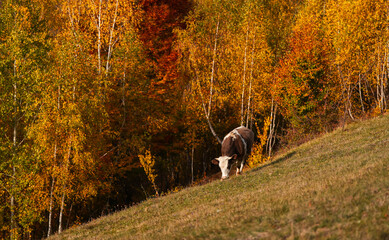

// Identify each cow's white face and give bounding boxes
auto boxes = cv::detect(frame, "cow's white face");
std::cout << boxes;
[212,154,237,180]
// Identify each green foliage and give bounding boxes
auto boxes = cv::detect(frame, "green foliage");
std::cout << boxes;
[1,0,389,238]
[0,0,51,238]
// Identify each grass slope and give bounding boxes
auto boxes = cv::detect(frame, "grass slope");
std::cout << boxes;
[52,115,389,239]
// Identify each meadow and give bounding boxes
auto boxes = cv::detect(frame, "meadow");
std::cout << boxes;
[51,115,389,239]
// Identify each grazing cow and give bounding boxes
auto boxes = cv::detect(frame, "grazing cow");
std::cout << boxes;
[212,126,254,180]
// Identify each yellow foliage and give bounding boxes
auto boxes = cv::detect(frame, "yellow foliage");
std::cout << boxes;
[371,106,384,117]
[247,117,271,168]
[162,186,184,196]
[138,150,159,196]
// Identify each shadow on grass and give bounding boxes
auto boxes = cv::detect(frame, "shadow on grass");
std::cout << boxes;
[251,151,297,173]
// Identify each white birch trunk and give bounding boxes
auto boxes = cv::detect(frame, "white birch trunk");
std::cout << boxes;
[193,18,222,144]
[381,48,387,111]
[347,80,354,120]
[105,0,119,76]
[48,85,61,237]
[47,177,55,237]
[196,73,221,143]
[58,137,72,234]
[58,186,66,234]
[97,0,102,75]
[246,35,255,128]
[266,97,277,157]
[207,18,219,119]
[358,74,364,113]
[241,23,250,126]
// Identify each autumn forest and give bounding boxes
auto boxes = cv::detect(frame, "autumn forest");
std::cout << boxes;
[0,0,388,238]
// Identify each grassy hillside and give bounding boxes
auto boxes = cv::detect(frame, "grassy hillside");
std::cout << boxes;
[51,115,389,239]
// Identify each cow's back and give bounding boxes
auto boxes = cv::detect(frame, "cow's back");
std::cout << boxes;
[221,126,254,157]
[235,126,254,154]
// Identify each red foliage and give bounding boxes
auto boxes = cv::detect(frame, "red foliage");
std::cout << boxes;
[139,0,192,98]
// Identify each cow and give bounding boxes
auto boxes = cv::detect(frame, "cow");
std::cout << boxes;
[212,126,254,180]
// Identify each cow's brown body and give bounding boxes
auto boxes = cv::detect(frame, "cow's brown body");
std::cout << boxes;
[213,126,255,179]
[221,126,254,159]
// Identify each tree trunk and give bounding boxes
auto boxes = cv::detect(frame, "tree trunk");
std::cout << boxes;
[241,23,250,126]
[337,65,354,128]
[358,74,365,113]
[97,0,102,76]
[47,177,55,237]
[66,203,74,229]
[196,75,221,143]
[191,146,194,184]
[246,35,255,128]
[58,186,66,234]
[58,137,72,234]
[380,47,387,111]
[207,18,219,119]
[48,85,61,237]
[266,98,277,157]
[194,18,222,144]
[105,0,119,76]
[121,72,126,129]
[10,62,18,240]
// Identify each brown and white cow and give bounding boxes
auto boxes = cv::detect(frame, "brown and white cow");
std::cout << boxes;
[212,126,254,180]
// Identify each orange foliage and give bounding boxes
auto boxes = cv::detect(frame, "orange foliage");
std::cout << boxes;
[275,7,337,137]
[2,0,389,238]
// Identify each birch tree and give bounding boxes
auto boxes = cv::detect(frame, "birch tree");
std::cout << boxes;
[0,0,49,238]
[325,0,389,119]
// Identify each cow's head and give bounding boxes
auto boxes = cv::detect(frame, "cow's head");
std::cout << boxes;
[212,154,237,180]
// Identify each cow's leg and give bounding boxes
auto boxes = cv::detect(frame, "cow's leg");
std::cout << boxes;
[239,162,244,173]
[239,155,247,173]
[236,160,241,175]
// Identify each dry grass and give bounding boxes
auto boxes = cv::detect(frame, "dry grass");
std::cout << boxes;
[51,115,389,240]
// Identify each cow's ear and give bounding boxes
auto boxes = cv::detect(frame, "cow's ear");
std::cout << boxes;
[231,154,237,160]
[211,158,219,165]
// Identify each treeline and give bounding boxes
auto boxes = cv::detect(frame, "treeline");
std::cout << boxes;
[0,0,388,238]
